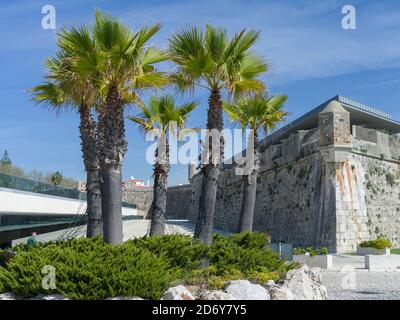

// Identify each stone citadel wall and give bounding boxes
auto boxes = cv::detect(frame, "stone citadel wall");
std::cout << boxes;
[187,103,400,252]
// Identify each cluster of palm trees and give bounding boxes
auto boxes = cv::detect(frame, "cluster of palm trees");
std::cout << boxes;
[31,10,287,245]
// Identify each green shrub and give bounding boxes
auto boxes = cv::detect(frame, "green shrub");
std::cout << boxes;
[129,234,208,270]
[359,237,392,249]
[0,232,293,298]
[293,246,329,256]
[208,233,286,281]
[0,238,181,299]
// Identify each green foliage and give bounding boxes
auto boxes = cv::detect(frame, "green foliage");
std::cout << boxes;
[0,248,16,267]
[0,233,293,299]
[359,237,392,249]
[207,232,286,283]
[0,150,11,166]
[293,246,329,256]
[129,234,208,270]
[0,164,78,189]
[50,171,64,186]
[0,238,181,300]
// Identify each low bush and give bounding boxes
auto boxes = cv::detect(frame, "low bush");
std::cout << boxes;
[129,234,208,270]
[359,237,392,249]
[0,237,181,300]
[293,246,329,256]
[0,232,294,299]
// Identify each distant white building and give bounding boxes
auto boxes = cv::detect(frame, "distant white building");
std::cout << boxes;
[123,177,150,189]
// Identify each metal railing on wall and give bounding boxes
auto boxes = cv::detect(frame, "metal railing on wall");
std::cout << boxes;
[0,172,136,209]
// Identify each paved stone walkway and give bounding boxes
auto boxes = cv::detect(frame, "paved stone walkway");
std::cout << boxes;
[12,219,228,244]
[320,254,400,300]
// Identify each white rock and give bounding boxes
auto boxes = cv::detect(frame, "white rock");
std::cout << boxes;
[268,285,294,300]
[0,292,19,300]
[283,266,327,300]
[162,285,195,300]
[30,294,70,300]
[196,290,234,300]
[105,296,144,300]
[224,280,270,300]
[308,267,322,283]
[265,280,276,287]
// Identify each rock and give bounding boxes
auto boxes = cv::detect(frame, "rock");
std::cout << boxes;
[224,280,270,300]
[0,292,19,300]
[265,280,276,287]
[308,267,322,282]
[268,285,294,300]
[162,285,195,300]
[105,296,144,300]
[196,290,234,300]
[30,294,70,300]
[264,280,294,300]
[282,266,327,300]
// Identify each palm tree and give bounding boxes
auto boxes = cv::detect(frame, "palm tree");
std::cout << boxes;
[31,30,104,237]
[223,94,287,232]
[169,24,268,244]
[128,95,198,235]
[89,11,168,244]
[50,171,64,186]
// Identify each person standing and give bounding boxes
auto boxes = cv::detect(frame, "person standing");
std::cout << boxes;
[26,232,37,246]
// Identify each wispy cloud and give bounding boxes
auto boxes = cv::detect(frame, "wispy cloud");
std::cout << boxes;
[118,0,400,85]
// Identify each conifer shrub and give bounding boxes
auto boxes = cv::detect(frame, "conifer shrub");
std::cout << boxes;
[208,233,287,280]
[0,237,181,300]
[293,246,329,256]
[129,234,208,269]
[359,237,392,249]
[0,232,295,298]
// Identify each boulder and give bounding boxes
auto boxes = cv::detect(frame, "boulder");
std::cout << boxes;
[105,296,144,300]
[0,292,19,300]
[30,294,70,300]
[282,266,327,300]
[196,290,234,300]
[265,281,294,300]
[224,280,270,300]
[162,285,195,300]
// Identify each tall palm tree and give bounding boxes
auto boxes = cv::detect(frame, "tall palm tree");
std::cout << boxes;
[169,24,268,244]
[128,95,198,235]
[31,32,103,237]
[223,94,287,232]
[88,11,168,244]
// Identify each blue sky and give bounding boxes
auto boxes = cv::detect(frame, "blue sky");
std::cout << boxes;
[1,0,400,186]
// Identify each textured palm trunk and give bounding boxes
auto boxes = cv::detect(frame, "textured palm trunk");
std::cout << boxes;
[149,135,169,236]
[194,89,223,245]
[79,106,102,237]
[98,86,127,244]
[238,130,259,232]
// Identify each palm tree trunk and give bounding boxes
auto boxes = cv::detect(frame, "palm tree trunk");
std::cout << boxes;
[194,88,223,245]
[86,169,102,236]
[238,130,259,232]
[149,136,169,236]
[79,105,102,237]
[99,86,127,244]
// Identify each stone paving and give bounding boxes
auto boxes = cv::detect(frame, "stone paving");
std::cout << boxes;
[320,254,400,300]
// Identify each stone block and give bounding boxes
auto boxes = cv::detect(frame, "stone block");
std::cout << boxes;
[292,254,333,269]
[365,254,400,271]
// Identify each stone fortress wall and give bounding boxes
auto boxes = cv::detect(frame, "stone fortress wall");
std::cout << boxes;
[186,100,400,253]
[123,185,191,219]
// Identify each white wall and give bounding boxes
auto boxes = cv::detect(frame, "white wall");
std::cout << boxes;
[0,187,137,216]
